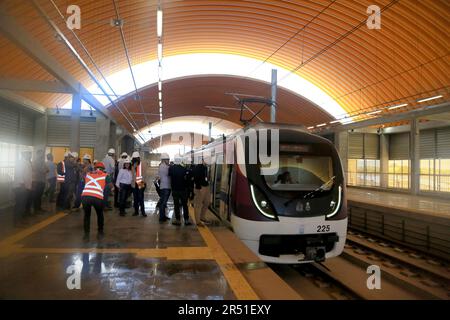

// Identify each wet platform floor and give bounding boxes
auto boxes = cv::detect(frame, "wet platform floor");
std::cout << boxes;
[0,193,246,300]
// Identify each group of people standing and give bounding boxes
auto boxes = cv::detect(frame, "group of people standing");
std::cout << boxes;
[13,148,211,238]
[155,153,211,227]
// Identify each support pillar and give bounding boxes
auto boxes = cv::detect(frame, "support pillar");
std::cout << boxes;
[95,117,110,160]
[334,131,348,176]
[70,93,81,153]
[271,69,277,123]
[33,113,47,153]
[380,133,389,188]
[410,118,420,194]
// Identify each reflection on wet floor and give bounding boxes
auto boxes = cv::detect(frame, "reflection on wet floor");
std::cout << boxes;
[0,190,236,299]
[0,253,233,299]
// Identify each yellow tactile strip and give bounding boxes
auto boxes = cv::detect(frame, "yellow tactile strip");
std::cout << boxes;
[0,212,67,247]
[0,211,259,300]
[196,225,259,300]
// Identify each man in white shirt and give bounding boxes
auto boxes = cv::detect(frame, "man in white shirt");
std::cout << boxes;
[102,148,116,209]
[13,151,32,225]
[157,153,171,223]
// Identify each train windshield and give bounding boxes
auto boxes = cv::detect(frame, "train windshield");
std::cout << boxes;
[263,154,334,191]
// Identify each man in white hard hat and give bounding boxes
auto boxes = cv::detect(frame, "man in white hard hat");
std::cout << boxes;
[157,153,171,223]
[118,152,128,169]
[131,151,147,217]
[102,148,116,209]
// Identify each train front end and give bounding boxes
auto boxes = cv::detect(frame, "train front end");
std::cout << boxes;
[231,125,347,264]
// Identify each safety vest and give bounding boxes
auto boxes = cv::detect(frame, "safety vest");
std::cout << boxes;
[81,171,107,200]
[57,161,65,182]
[136,163,143,184]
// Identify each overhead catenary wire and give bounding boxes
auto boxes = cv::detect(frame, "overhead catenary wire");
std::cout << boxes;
[112,0,150,128]
[36,0,144,141]
[279,0,400,83]
[248,0,337,77]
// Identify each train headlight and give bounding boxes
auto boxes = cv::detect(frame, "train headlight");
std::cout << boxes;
[326,185,342,219]
[250,184,277,220]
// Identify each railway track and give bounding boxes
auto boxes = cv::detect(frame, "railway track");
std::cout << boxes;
[272,231,450,300]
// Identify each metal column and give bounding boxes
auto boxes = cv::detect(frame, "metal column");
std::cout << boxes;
[70,93,81,152]
[208,122,212,142]
[270,69,277,123]
[410,118,420,194]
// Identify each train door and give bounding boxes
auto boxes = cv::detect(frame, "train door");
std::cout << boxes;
[212,155,223,212]
[221,164,233,221]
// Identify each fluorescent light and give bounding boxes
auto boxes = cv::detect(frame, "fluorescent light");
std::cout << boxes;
[159,107,162,113]
[417,95,443,103]
[307,126,314,129]
[316,123,326,127]
[159,100,162,107]
[157,10,163,37]
[158,81,162,91]
[158,91,162,100]
[387,103,408,110]
[367,110,382,115]
[329,119,341,124]
[158,64,162,78]
[157,43,163,61]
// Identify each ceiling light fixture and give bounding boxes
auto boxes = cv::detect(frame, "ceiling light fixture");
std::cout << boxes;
[387,103,408,110]
[417,95,443,103]
[157,9,163,37]
[367,110,382,115]
[316,123,326,127]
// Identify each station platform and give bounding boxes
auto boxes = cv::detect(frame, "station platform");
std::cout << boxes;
[347,187,450,260]
[0,193,300,300]
[348,187,450,220]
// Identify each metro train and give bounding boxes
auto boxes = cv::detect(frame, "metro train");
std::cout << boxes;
[188,123,347,264]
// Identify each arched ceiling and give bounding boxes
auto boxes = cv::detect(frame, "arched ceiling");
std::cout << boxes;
[0,0,449,132]
[110,75,334,133]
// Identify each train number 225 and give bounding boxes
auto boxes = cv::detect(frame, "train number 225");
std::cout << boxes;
[317,225,330,232]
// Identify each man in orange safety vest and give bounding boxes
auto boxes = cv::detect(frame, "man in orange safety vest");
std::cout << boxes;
[81,161,112,240]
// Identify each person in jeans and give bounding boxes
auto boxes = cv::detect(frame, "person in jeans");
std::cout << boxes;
[115,157,132,216]
[81,161,111,241]
[168,155,192,226]
[193,159,211,226]
[131,151,147,217]
[45,153,56,202]
[73,154,93,209]
[157,153,171,223]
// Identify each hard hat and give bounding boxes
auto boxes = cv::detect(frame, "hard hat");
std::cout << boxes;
[132,151,140,159]
[82,154,91,160]
[94,161,105,169]
[71,152,78,158]
[174,154,182,165]
[64,151,70,157]
[121,152,128,157]
[160,153,170,160]
[108,148,115,154]
[124,157,131,164]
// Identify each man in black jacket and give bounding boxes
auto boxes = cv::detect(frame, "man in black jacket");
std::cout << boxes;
[192,159,210,226]
[168,155,192,226]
